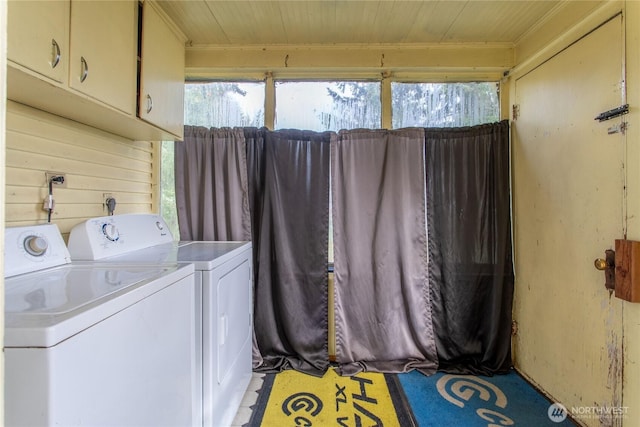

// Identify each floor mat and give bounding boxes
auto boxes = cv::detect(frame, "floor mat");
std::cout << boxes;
[248,368,416,426]
[397,370,577,426]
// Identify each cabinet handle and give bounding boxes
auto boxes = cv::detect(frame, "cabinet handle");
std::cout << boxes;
[146,94,153,114]
[80,56,89,83]
[51,39,61,69]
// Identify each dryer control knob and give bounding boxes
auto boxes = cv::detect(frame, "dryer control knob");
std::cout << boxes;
[24,235,48,256]
[102,224,120,242]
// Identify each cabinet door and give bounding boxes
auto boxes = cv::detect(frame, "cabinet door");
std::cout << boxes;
[69,0,136,115]
[7,0,69,84]
[139,1,185,138]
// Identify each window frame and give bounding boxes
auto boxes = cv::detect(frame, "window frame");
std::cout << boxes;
[260,75,504,129]
[162,77,503,240]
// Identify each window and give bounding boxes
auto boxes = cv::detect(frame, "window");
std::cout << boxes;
[160,141,179,239]
[274,81,381,262]
[161,79,500,242]
[183,81,265,128]
[275,81,381,131]
[160,82,265,239]
[392,82,499,128]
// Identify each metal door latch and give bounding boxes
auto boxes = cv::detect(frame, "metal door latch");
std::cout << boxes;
[594,249,616,291]
[595,104,629,122]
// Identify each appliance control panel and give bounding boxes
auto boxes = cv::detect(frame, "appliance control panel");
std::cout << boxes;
[5,224,71,277]
[67,214,174,260]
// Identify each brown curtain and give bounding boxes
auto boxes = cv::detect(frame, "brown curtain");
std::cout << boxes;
[331,128,438,375]
[425,120,514,375]
[247,129,332,376]
[174,126,251,241]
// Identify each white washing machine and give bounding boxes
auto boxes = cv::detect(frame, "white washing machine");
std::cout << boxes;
[4,223,198,427]
[68,214,253,427]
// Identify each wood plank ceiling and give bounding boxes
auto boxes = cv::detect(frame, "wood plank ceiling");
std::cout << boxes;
[156,0,607,78]
[156,0,596,46]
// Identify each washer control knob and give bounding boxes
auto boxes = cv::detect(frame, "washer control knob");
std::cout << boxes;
[24,235,48,256]
[102,224,120,242]
[155,221,164,231]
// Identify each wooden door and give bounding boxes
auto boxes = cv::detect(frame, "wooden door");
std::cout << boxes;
[512,15,625,425]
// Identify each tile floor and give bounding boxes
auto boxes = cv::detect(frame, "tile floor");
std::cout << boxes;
[231,373,265,427]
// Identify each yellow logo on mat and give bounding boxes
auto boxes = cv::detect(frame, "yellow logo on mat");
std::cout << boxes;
[260,369,402,427]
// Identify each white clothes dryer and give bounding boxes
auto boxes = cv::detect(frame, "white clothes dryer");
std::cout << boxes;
[4,223,197,427]
[68,214,253,427]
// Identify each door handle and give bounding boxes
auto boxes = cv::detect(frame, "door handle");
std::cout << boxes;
[80,56,88,83]
[594,249,616,291]
[219,314,227,346]
[51,39,61,69]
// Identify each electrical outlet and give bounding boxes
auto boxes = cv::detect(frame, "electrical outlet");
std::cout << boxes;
[45,172,67,188]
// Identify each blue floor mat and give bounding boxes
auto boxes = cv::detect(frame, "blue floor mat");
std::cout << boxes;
[398,370,576,426]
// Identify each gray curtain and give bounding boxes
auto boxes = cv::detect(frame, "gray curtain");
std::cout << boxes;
[243,128,268,369]
[247,129,332,377]
[174,126,251,241]
[175,122,512,378]
[331,128,438,375]
[426,120,514,375]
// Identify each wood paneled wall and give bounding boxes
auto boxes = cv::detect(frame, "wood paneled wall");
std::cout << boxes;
[5,101,155,239]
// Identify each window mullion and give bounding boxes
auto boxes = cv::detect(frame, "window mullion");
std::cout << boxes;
[264,72,276,130]
[381,74,392,129]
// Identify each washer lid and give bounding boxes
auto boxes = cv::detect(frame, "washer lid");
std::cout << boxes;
[5,263,194,348]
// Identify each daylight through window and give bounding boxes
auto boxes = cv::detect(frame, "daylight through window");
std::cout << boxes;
[161,80,500,242]
[392,82,500,128]
[275,81,381,131]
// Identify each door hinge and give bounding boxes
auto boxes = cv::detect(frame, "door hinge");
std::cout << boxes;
[512,104,520,121]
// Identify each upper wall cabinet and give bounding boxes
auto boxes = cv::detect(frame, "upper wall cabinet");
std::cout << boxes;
[7,1,70,84]
[69,1,137,115]
[6,0,185,142]
[139,1,185,139]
